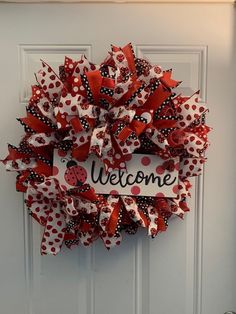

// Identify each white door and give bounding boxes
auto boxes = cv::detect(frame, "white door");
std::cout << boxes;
[0,3,235,314]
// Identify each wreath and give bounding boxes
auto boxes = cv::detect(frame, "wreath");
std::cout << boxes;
[1,43,211,255]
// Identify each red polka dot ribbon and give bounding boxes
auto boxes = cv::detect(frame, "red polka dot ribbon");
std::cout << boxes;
[25,177,100,254]
[1,43,211,255]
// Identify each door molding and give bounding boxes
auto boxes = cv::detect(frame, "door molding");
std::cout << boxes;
[0,0,235,3]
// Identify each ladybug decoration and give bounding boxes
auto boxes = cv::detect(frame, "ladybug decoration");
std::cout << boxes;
[62,158,87,187]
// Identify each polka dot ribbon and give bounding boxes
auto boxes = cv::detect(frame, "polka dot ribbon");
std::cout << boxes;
[51,43,174,172]
[1,43,211,255]
[58,102,141,172]
[25,177,98,255]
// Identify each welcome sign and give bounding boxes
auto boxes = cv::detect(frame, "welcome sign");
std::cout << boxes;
[53,150,179,198]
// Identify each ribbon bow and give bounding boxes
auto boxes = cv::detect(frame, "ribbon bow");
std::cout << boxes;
[146,91,210,160]
[25,177,98,255]
[53,43,166,170]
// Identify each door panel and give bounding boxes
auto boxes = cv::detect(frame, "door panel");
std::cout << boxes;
[0,4,235,314]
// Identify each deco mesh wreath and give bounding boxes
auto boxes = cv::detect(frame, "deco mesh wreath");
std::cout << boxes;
[1,43,211,255]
